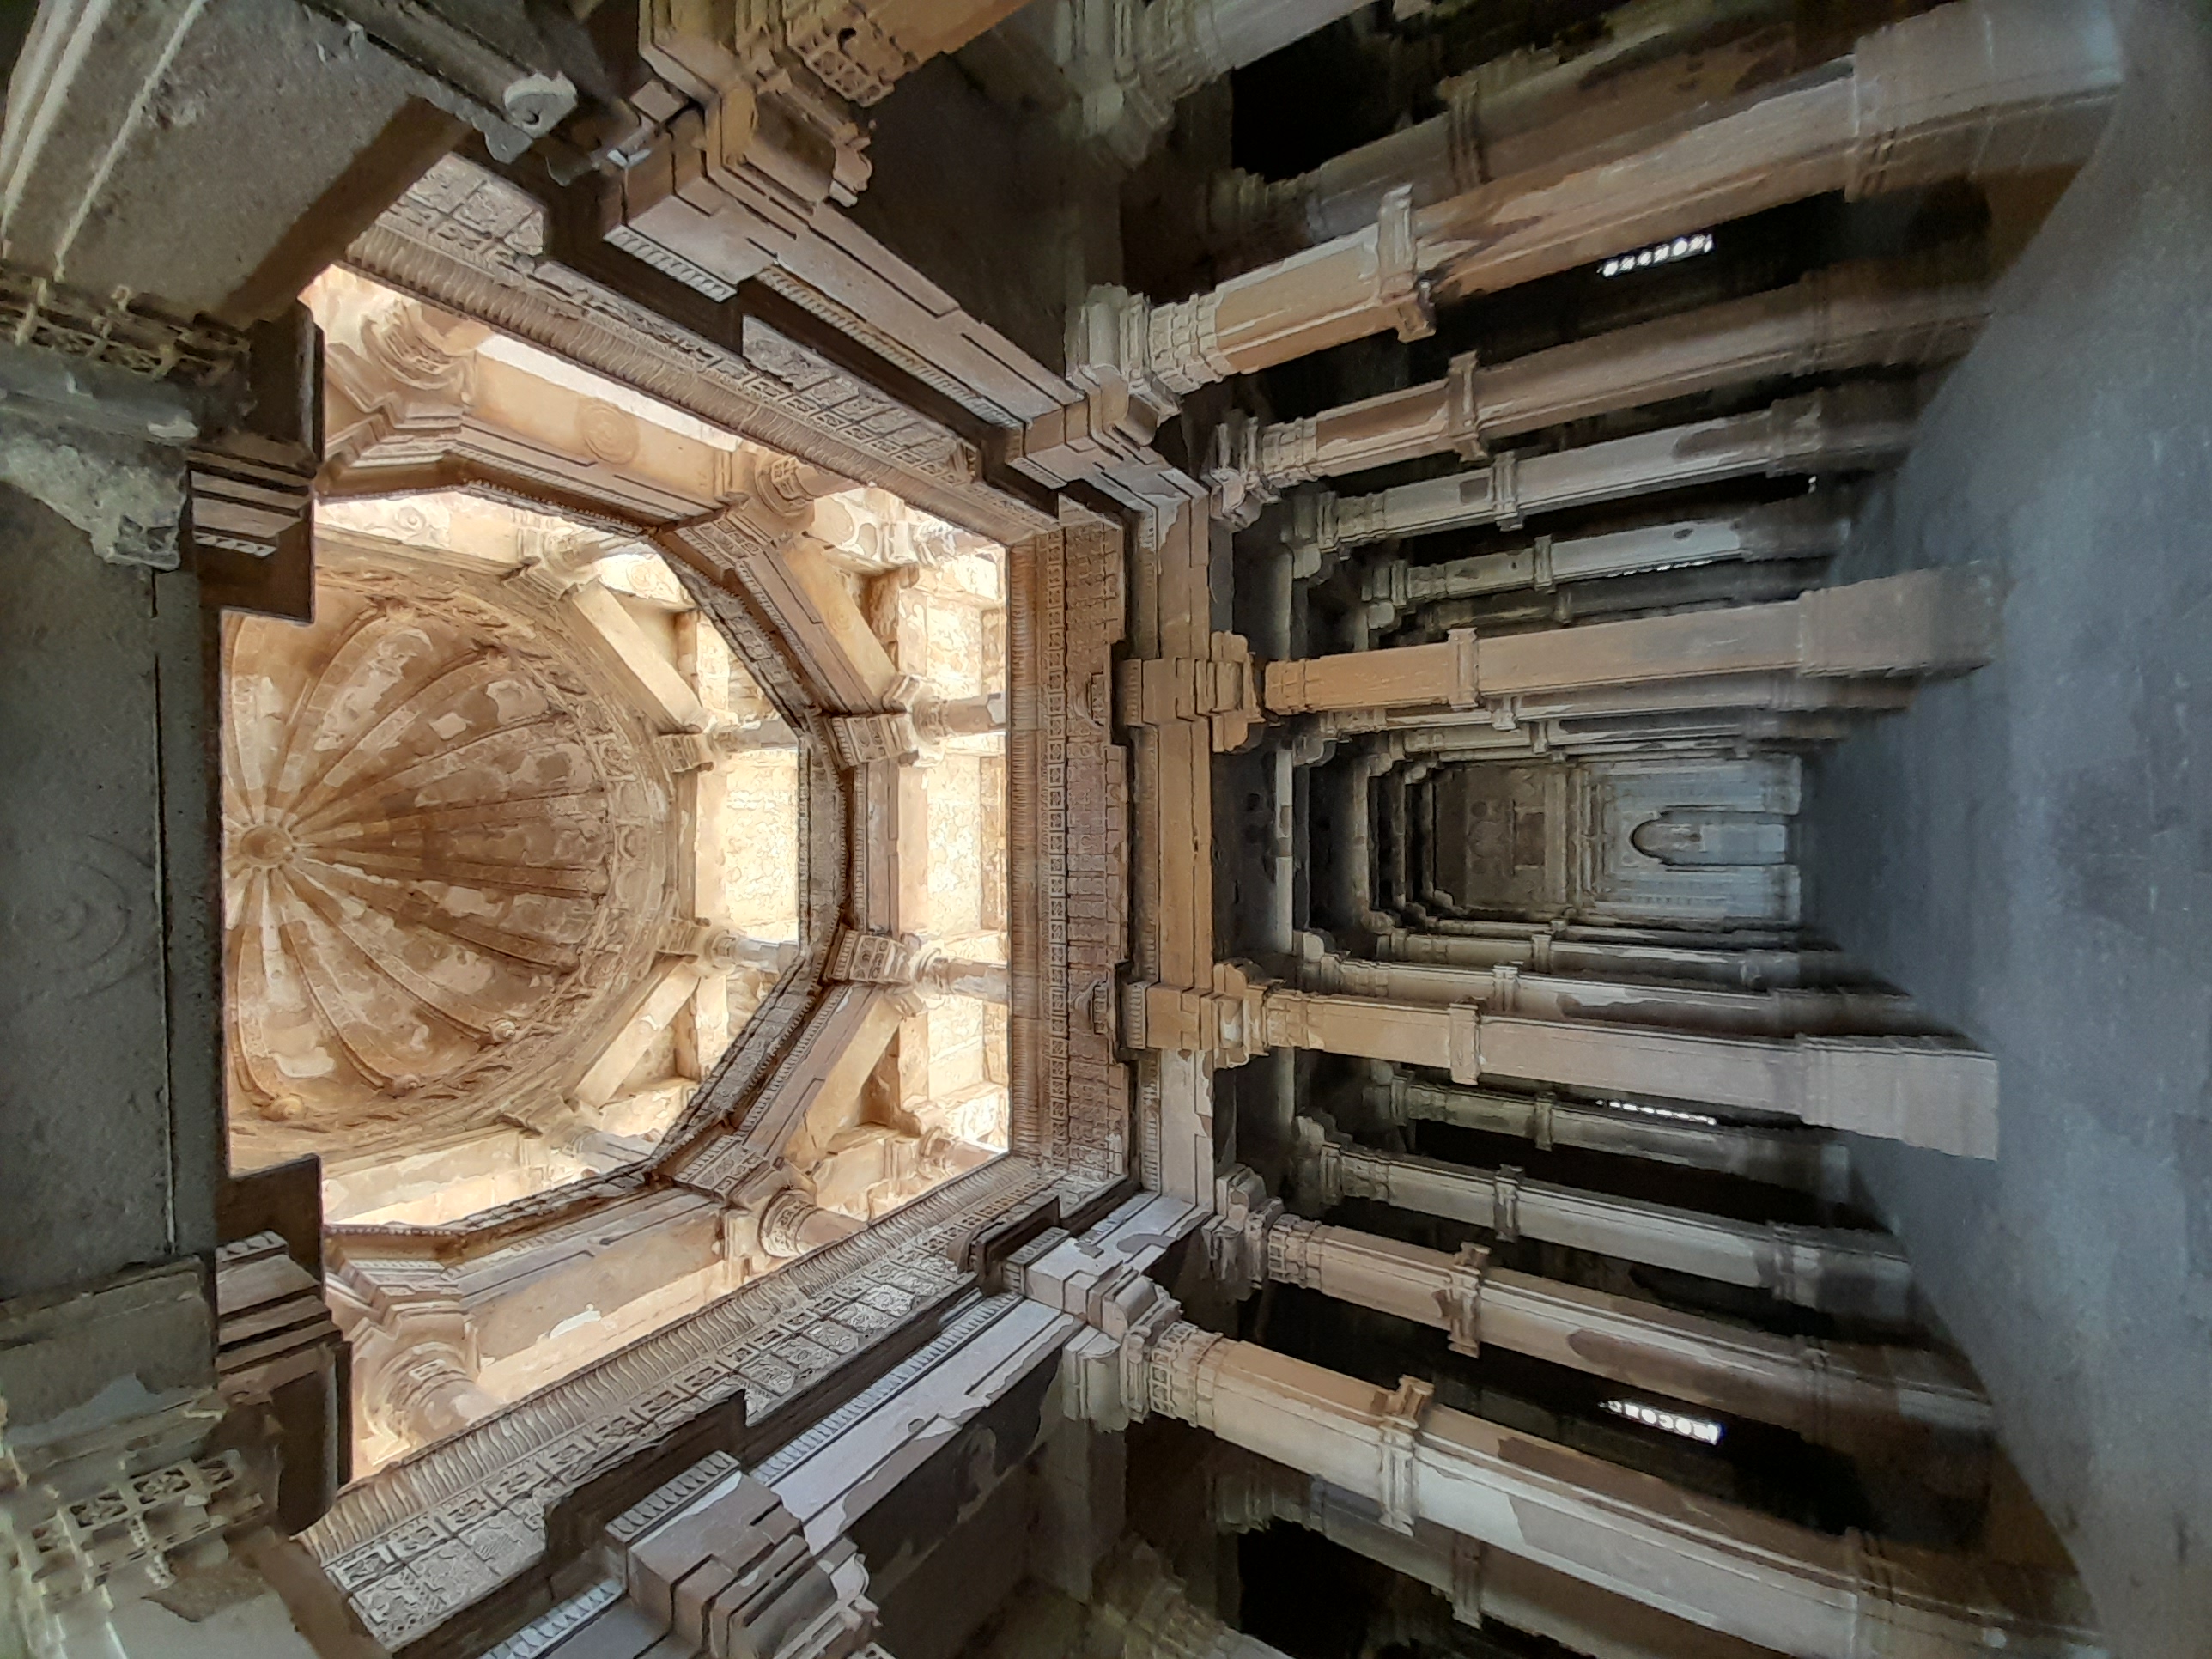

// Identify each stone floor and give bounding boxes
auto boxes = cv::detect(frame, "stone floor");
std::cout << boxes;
[1807,4,2212,1652]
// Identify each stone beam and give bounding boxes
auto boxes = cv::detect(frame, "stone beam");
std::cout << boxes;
[1124,501,1238,1202]
[1210,259,1984,521]
[317,280,752,526]
[1289,1121,1912,1322]
[1075,0,2118,417]
[1087,1305,2098,1659]
[659,489,913,717]
[1372,927,1856,994]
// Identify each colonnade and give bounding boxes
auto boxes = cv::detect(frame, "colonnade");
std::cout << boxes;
[1070,2,2123,1656]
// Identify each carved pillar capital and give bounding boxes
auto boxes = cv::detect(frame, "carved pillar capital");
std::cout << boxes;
[828,710,924,766]
[1375,1375,1437,1535]
[757,1186,865,1258]
[1289,1113,1348,1210]
[825,925,923,987]
[1201,1165,1283,1297]
[659,919,800,976]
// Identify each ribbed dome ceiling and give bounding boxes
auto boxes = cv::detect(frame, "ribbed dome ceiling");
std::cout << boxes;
[223,552,677,1160]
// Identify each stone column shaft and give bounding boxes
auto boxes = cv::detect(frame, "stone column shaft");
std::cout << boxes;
[1209,0,1802,256]
[1093,0,2116,408]
[1212,1461,1795,1659]
[1265,569,1990,719]
[1362,1072,1848,1200]
[1363,500,1850,630]
[1091,1537,1290,1659]
[1303,947,1932,1041]
[1265,1215,1984,1457]
[377,1346,502,1444]
[1376,928,1855,994]
[1133,1322,2095,1659]
[921,954,1012,1003]
[1290,386,1912,564]
[1294,1129,1912,1321]
[1226,263,1984,499]
[1255,990,1999,1158]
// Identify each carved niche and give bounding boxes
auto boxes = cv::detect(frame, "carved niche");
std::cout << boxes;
[222,540,684,1166]
[1424,755,1802,929]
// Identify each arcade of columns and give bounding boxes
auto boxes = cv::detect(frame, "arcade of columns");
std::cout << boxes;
[0,1,2124,1657]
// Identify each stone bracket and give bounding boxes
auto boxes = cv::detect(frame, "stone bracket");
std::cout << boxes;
[1126,966,1267,1066]
[1443,1243,1490,1358]
[828,711,923,766]
[1376,1375,1435,1536]
[826,926,921,985]
[1115,636,1262,750]
[1492,1168,1523,1243]
[1447,1004,1484,1085]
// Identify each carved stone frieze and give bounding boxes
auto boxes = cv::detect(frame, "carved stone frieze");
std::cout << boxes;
[1007,520,1132,1181]
[301,1155,1051,1652]
[345,157,1043,544]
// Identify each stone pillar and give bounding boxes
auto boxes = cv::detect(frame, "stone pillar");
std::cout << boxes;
[1211,1456,1780,1659]
[1370,925,1854,994]
[1352,491,1850,628]
[1358,1069,1849,1200]
[1073,0,2118,417]
[1284,385,1914,570]
[1265,568,1993,721]
[1289,1120,1912,1322]
[1245,1209,1980,1463]
[920,951,1014,1004]
[1235,982,1999,1157]
[1086,1310,2097,1659]
[757,1188,868,1258]
[1210,260,1985,522]
[1202,0,1803,258]
[1088,1538,1289,1659]
[915,690,1010,744]
[347,1294,502,1450]
[1062,0,1378,164]
[1296,936,1935,1041]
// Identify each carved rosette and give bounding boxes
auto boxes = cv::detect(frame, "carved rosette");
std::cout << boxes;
[222,548,679,1162]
